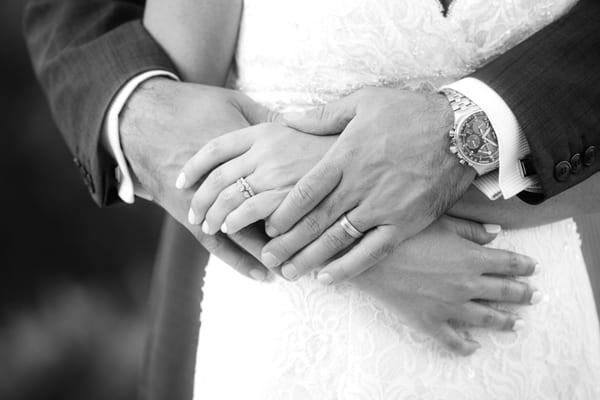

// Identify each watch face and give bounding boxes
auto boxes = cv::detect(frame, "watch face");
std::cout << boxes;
[456,111,498,166]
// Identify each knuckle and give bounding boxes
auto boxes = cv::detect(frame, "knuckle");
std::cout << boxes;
[500,280,514,299]
[209,168,225,188]
[481,312,496,326]
[292,181,315,205]
[456,279,478,299]
[221,188,237,206]
[322,230,346,251]
[205,139,222,157]
[302,214,322,237]
[508,253,521,273]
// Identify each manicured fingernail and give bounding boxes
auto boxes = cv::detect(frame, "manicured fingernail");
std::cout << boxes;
[530,290,546,305]
[262,252,280,269]
[250,269,266,282]
[317,273,334,286]
[202,221,210,234]
[513,319,525,331]
[188,209,197,225]
[532,263,541,275]
[175,172,186,189]
[265,225,279,238]
[282,263,298,281]
[221,222,228,234]
[483,224,502,234]
[283,111,306,123]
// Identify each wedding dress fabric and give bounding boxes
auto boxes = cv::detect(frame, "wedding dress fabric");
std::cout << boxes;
[194,1,600,398]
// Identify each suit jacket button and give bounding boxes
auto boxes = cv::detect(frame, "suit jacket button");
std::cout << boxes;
[583,146,597,167]
[570,153,582,174]
[554,160,571,182]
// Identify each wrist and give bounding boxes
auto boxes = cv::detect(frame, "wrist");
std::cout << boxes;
[119,77,177,196]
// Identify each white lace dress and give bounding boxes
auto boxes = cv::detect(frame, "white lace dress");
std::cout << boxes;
[194,1,600,398]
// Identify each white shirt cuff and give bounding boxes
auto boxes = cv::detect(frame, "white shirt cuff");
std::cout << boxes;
[443,77,540,200]
[103,70,179,204]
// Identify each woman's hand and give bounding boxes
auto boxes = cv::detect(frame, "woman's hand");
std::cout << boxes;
[351,216,541,356]
[176,123,336,235]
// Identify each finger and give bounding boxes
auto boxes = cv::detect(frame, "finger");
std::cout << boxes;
[177,128,254,189]
[266,159,342,237]
[452,302,523,331]
[477,248,539,277]
[203,182,248,235]
[280,218,358,281]
[224,190,287,234]
[317,223,396,285]
[432,322,481,356]
[262,192,349,269]
[282,94,360,134]
[189,155,254,228]
[476,276,540,305]
[235,93,281,125]
[196,230,268,282]
[440,215,501,245]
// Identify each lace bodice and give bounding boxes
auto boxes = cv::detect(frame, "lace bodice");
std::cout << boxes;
[194,1,600,399]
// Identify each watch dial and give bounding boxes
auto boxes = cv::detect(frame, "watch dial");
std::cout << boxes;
[457,112,498,165]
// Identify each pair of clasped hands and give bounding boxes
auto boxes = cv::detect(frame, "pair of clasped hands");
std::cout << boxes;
[122,79,540,356]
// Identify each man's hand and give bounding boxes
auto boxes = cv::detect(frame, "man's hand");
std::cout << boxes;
[261,87,475,283]
[120,78,275,281]
[352,216,540,356]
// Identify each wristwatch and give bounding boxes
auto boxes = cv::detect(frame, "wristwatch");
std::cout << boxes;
[441,88,499,176]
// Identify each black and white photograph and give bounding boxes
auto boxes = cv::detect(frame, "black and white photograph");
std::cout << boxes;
[3,0,600,399]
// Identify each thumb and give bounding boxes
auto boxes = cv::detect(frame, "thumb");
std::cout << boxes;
[282,96,358,135]
[236,93,281,125]
[441,216,502,245]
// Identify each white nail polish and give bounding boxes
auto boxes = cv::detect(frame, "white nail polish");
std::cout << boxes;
[175,173,186,189]
[221,223,228,234]
[530,290,545,305]
[188,209,197,225]
[483,224,502,234]
[532,263,541,275]
[513,319,525,331]
[202,221,210,234]
[250,269,266,282]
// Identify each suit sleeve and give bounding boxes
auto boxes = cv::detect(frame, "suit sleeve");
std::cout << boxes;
[23,0,177,206]
[470,0,600,204]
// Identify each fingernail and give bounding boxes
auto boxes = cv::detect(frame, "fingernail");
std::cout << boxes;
[262,252,280,269]
[188,209,197,225]
[483,224,502,234]
[283,111,306,123]
[265,225,279,238]
[175,172,186,189]
[513,319,525,331]
[317,273,334,286]
[221,222,228,234]
[532,263,541,275]
[250,269,266,282]
[282,263,298,281]
[202,221,210,234]
[530,290,546,305]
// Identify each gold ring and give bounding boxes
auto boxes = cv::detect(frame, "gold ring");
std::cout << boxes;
[340,214,364,239]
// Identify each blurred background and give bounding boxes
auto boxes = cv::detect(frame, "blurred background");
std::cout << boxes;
[1,2,163,399]
[1,1,599,400]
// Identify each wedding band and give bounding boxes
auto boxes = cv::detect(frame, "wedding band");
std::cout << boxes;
[236,177,255,198]
[340,214,364,239]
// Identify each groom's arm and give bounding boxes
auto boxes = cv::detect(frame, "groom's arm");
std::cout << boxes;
[24,0,176,206]
[470,0,600,204]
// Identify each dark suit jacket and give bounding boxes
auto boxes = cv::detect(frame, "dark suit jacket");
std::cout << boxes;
[23,1,600,399]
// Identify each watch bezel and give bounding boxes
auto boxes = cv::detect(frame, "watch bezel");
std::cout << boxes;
[454,111,498,167]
